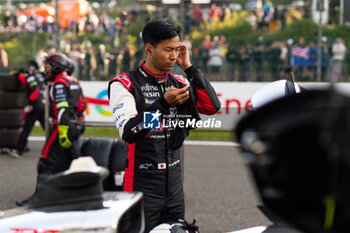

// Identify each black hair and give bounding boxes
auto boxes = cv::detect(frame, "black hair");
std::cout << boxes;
[142,19,182,47]
[27,60,39,70]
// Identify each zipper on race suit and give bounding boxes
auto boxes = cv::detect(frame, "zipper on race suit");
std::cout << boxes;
[160,82,169,197]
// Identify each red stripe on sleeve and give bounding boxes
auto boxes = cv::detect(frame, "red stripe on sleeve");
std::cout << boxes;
[77,94,85,114]
[196,89,217,115]
[18,73,29,88]
[28,88,40,102]
[123,142,135,192]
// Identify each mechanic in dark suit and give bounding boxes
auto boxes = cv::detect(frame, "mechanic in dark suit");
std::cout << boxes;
[8,60,45,158]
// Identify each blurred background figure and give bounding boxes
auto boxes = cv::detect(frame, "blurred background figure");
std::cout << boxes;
[133,45,144,70]
[68,43,81,79]
[182,34,192,56]
[97,44,107,80]
[269,41,282,81]
[122,44,131,73]
[8,60,45,158]
[327,38,346,82]
[253,37,265,82]
[239,43,253,81]
[35,48,48,72]
[108,47,119,78]
[208,42,224,81]
[225,45,238,81]
[0,45,8,73]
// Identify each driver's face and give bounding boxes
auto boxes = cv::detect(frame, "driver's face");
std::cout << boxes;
[44,63,52,71]
[150,36,181,73]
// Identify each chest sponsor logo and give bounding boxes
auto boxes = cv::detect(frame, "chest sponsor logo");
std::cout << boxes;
[141,84,158,92]
[70,84,80,90]
[145,99,156,104]
[143,92,160,98]
[27,76,35,82]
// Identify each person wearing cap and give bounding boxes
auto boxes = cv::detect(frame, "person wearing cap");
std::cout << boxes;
[327,37,347,82]
[286,39,294,68]
[7,60,45,158]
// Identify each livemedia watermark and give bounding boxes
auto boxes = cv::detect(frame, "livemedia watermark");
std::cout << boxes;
[143,110,222,129]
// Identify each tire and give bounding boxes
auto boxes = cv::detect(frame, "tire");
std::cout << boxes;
[0,92,26,108]
[0,109,23,128]
[0,74,24,91]
[0,128,20,148]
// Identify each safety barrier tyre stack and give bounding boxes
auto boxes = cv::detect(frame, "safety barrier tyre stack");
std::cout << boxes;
[0,74,26,149]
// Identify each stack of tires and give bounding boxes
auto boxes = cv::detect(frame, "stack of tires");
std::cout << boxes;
[0,74,26,151]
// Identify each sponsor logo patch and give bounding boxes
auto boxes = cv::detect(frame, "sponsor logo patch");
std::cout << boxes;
[139,163,153,169]
[112,103,124,114]
[117,119,126,130]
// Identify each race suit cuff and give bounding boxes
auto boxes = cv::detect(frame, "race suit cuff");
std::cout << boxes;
[184,66,197,77]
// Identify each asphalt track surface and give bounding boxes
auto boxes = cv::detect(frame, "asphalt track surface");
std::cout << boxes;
[0,139,271,233]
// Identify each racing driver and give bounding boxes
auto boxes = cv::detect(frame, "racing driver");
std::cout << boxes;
[108,19,221,232]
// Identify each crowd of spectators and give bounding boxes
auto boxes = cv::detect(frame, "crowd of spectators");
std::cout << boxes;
[0,1,308,35]
[27,33,347,82]
[0,2,347,82]
[182,34,348,82]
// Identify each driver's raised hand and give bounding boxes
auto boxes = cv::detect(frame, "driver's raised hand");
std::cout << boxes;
[164,85,190,106]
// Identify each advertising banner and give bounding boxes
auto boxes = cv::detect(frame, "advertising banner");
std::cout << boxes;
[81,81,342,130]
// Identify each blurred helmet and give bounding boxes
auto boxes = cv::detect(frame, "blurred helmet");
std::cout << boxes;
[66,59,75,76]
[236,88,350,233]
[44,53,69,80]
[27,60,39,71]
[251,79,302,109]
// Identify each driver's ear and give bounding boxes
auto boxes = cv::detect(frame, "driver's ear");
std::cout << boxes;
[145,44,152,55]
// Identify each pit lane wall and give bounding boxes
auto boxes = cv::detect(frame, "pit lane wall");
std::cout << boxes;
[81,81,338,130]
